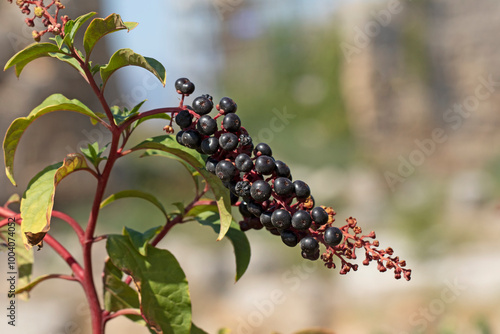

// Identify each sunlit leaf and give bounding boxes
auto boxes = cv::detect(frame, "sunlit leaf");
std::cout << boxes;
[3,94,102,186]
[83,13,138,58]
[63,12,97,48]
[20,154,89,248]
[100,49,166,90]
[4,43,62,77]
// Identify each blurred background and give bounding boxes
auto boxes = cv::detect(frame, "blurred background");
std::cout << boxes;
[1,0,500,333]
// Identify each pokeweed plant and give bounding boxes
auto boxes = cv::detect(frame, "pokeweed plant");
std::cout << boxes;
[0,2,411,334]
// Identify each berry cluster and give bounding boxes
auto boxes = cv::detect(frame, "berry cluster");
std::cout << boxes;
[6,0,69,41]
[171,78,411,281]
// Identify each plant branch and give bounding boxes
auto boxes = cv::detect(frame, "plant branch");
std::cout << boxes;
[119,107,182,132]
[103,308,141,323]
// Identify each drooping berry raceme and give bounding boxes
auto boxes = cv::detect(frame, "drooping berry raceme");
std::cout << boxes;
[169,77,411,281]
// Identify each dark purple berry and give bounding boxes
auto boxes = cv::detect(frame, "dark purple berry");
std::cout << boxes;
[222,113,241,132]
[181,130,201,149]
[250,180,272,202]
[239,202,252,218]
[253,143,272,157]
[200,137,219,155]
[259,211,274,229]
[254,155,275,175]
[219,133,239,151]
[205,158,218,174]
[239,134,253,147]
[219,97,237,114]
[301,248,320,261]
[275,160,291,178]
[175,110,193,129]
[293,180,311,199]
[230,192,238,205]
[311,207,328,225]
[176,131,185,145]
[271,209,292,229]
[291,210,312,230]
[193,95,213,115]
[281,230,298,247]
[215,160,236,182]
[235,181,252,199]
[300,236,319,254]
[324,227,343,247]
[235,153,253,172]
[196,115,217,135]
[175,78,195,95]
[273,177,294,197]
[246,201,263,217]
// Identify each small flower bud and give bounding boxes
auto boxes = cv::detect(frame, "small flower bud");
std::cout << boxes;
[16,0,24,6]
[25,17,34,27]
[34,6,44,18]
[32,30,41,42]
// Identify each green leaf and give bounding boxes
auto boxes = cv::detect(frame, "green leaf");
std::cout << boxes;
[0,223,33,300]
[100,49,166,90]
[109,100,145,125]
[3,94,102,186]
[133,112,171,130]
[63,12,97,48]
[100,190,168,220]
[194,211,251,282]
[50,35,64,49]
[107,232,192,334]
[49,47,84,76]
[4,43,62,77]
[5,193,21,207]
[80,142,108,168]
[103,259,143,324]
[124,226,161,256]
[131,135,232,240]
[191,323,209,334]
[83,13,138,58]
[20,154,89,248]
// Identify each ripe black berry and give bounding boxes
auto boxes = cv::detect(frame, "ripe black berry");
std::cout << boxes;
[215,160,236,182]
[235,153,253,172]
[175,110,193,129]
[205,157,218,174]
[234,181,251,199]
[300,236,319,254]
[219,133,239,151]
[238,202,252,218]
[200,137,219,155]
[239,134,253,147]
[301,248,320,261]
[271,209,292,229]
[181,130,201,149]
[275,160,291,178]
[293,180,311,199]
[174,78,195,95]
[219,97,237,113]
[176,131,185,145]
[246,200,263,217]
[230,192,238,205]
[196,115,217,135]
[311,207,328,225]
[222,113,241,132]
[273,177,294,197]
[253,143,272,157]
[259,211,274,229]
[250,180,272,202]
[280,230,298,247]
[324,227,343,247]
[254,155,275,175]
[291,210,312,230]
[193,95,213,115]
